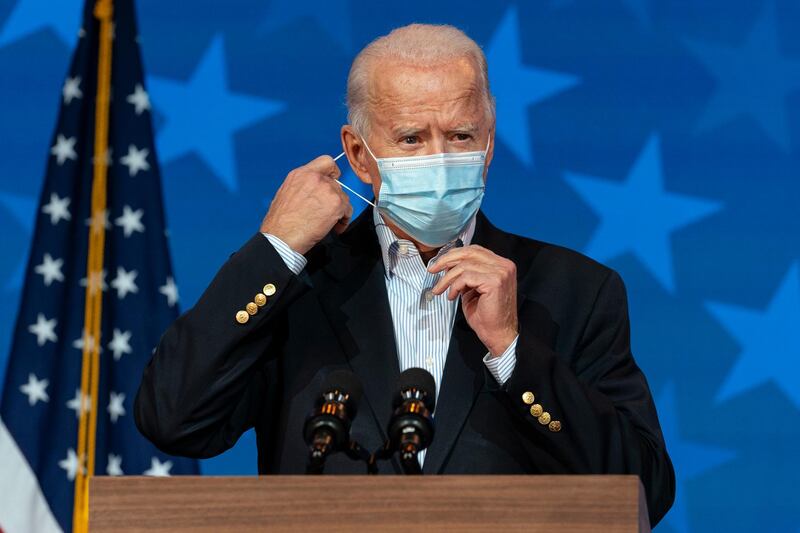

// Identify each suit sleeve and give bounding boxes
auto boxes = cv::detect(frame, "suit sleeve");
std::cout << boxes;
[134,232,308,458]
[503,269,675,526]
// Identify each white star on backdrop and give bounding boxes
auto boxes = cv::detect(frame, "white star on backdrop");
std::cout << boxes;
[108,328,132,361]
[59,448,83,481]
[66,389,91,418]
[28,313,57,346]
[159,276,179,307]
[115,205,145,237]
[80,268,108,294]
[120,144,150,176]
[41,192,71,224]
[50,134,77,165]
[62,76,83,104]
[106,453,123,476]
[126,83,150,115]
[107,391,126,423]
[72,331,102,354]
[34,253,64,286]
[110,266,139,299]
[19,373,49,405]
[143,456,173,477]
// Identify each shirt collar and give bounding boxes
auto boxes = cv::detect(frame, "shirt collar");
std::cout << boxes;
[373,207,476,277]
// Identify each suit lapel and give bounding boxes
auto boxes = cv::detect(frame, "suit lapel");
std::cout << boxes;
[316,210,400,444]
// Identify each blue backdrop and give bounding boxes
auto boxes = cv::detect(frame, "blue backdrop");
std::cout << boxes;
[1,0,798,531]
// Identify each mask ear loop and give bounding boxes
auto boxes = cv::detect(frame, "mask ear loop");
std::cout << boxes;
[332,151,376,207]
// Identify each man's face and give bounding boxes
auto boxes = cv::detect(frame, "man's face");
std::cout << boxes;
[345,56,495,202]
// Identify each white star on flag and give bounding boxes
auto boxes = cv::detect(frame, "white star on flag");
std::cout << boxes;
[66,389,91,418]
[85,208,111,234]
[93,146,113,167]
[50,134,77,165]
[41,192,72,224]
[115,205,145,237]
[34,253,65,286]
[62,76,83,104]
[19,373,49,406]
[127,83,151,115]
[28,313,58,346]
[59,448,84,481]
[111,266,139,299]
[108,328,132,361]
[80,268,108,294]
[143,457,173,477]
[107,453,123,476]
[107,391,126,423]
[72,331,102,354]
[159,276,179,307]
[120,144,150,176]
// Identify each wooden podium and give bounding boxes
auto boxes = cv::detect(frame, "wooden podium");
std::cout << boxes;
[89,475,650,532]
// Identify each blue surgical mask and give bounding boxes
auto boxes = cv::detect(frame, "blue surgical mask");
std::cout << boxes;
[352,136,490,247]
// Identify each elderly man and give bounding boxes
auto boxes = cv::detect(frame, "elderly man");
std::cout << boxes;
[135,24,674,524]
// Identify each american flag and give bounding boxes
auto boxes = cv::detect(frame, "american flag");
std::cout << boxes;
[0,1,198,531]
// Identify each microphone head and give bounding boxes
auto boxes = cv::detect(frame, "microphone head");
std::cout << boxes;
[397,367,436,411]
[322,369,363,404]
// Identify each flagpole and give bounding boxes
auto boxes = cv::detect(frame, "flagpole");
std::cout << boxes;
[73,0,114,531]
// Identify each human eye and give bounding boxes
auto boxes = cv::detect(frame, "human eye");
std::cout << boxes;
[452,132,473,142]
[402,135,419,145]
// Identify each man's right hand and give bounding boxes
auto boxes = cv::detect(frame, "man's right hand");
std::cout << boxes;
[260,155,353,255]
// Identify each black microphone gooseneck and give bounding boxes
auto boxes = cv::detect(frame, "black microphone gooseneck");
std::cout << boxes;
[385,368,436,475]
[303,370,363,474]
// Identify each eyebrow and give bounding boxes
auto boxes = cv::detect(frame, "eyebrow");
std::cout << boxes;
[391,125,427,137]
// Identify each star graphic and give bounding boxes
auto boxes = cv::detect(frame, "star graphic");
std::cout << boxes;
[657,383,736,533]
[485,6,580,167]
[41,192,72,225]
[126,83,151,115]
[62,76,82,105]
[50,134,77,165]
[259,0,353,53]
[564,135,722,292]
[66,389,91,418]
[85,208,111,234]
[106,453,123,476]
[0,191,37,290]
[685,2,800,151]
[93,147,112,167]
[107,328,132,361]
[706,262,800,408]
[119,144,151,176]
[19,373,49,406]
[28,313,58,346]
[34,253,65,286]
[72,331,102,354]
[0,0,82,47]
[58,448,83,481]
[159,276,179,308]
[110,266,139,299]
[143,456,173,477]
[107,391,126,423]
[147,35,286,192]
[80,268,108,294]
[115,205,145,237]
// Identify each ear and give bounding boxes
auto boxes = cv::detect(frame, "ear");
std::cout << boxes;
[341,125,374,185]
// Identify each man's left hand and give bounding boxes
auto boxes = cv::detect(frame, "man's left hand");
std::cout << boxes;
[429,245,518,356]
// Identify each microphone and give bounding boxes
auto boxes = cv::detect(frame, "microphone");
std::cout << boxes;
[303,369,363,474]
[387,367,436,475]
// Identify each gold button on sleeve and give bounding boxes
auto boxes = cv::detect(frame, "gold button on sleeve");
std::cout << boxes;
[548,420,562,433]
[529,404,543,417]
[263,283,276,296]
[235,310,250,324]
[254,293,267,306]
[522,392,535,405]
[246,302,258,315]
[538,412,551,425]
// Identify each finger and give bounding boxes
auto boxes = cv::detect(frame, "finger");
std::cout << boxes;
[446,272,486,301]
[431,261,496,295]
[428,245,495,273]
[305,155,342,179]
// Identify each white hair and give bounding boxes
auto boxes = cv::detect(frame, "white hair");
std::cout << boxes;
[346,23,496,137]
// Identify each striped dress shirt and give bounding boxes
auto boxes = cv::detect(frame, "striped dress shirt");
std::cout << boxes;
[264,210,518,465]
